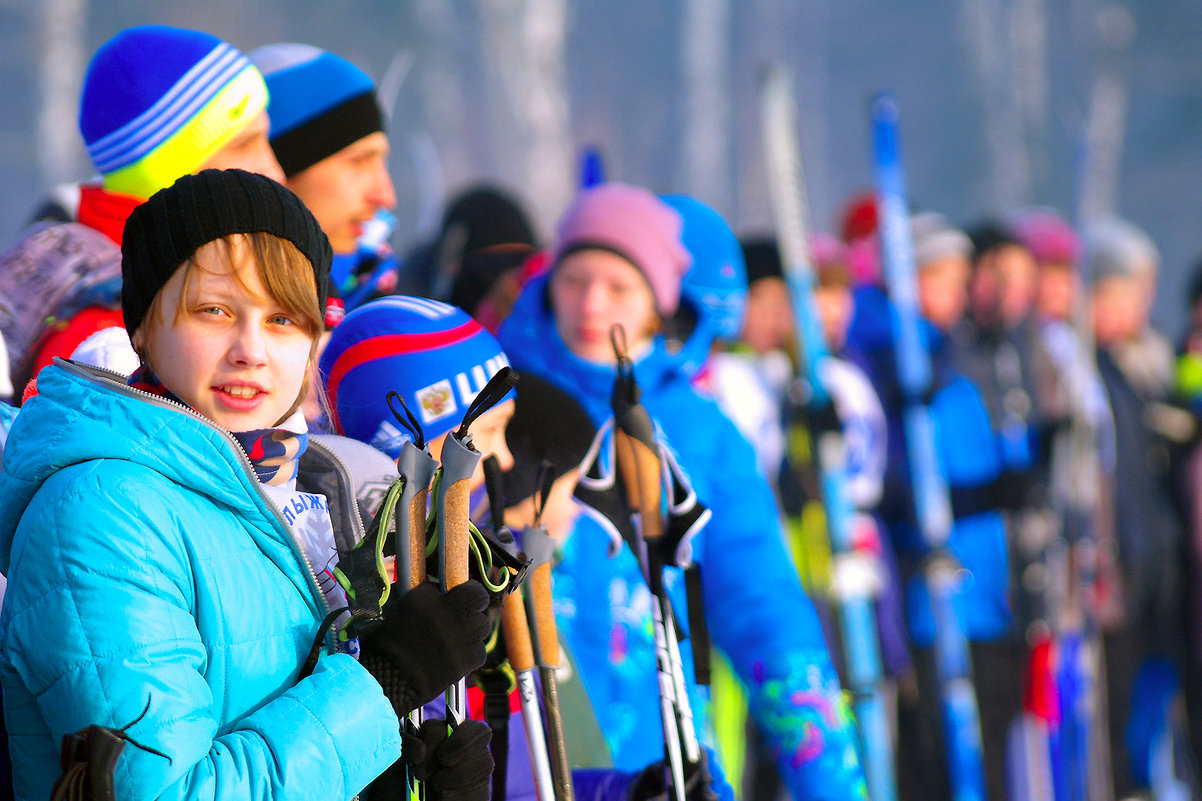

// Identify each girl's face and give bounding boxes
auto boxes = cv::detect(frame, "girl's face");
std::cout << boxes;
[137,236,316,431]
[549,249,659,364]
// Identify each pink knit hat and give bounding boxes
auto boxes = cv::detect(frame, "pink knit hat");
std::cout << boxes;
[551,182,692,316]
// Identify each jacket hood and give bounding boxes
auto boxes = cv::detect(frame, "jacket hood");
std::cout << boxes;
[497,273,687,425]
[0,361,280,574]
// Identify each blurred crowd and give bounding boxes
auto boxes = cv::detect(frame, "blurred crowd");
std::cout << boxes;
[0,21,1199,801]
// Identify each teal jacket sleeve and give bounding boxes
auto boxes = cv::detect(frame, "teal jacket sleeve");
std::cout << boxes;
[0,464,401,800]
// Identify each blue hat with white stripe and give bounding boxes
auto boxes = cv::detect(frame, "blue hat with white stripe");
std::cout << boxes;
[79,26,268,200]
[320,296,512,457]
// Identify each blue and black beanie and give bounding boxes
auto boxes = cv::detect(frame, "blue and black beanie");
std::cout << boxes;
[250,43,383,178]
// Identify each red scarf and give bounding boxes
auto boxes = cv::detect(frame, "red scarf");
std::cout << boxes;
[76,184,143,246]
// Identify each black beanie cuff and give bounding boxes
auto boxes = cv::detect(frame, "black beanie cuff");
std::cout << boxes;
[121,169,332,336]
[271,91,383,178]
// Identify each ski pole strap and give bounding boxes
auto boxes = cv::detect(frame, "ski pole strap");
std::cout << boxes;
[482,454,512,540]
[534,460,555,528]
[685,564,710,686]
[387,391,427,450]
[478,665,513,801]
[331,472,406,638]
[455,366,520,440]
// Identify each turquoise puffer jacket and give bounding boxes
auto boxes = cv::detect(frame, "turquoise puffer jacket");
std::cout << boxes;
[0,362,400,800]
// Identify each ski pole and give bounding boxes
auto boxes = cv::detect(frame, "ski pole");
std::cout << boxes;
[435,367,520,725]
[501,582,557,801]
[609,326,699,801]
[760,64,897,801]
[522,466,576,801]
[385,393,440,801]
[484,455,558,801]
[871,92,987,801]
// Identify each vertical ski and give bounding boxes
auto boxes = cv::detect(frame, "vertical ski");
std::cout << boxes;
[871,92,987,801]
[760,65,897,801]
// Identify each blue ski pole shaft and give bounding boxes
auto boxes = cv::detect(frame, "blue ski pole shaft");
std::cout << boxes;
[761,64,895,801]
[871,92,986,801]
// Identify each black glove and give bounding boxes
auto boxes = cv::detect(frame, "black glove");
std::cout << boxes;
[366,726,431,801]
[628,752,719,801]
[409,718,494,801]
[358,581,491,718]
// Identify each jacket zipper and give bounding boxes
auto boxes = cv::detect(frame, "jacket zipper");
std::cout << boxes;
[57,361,333,629]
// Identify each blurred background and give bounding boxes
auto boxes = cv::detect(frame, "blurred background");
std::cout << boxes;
[0,0,1199,334]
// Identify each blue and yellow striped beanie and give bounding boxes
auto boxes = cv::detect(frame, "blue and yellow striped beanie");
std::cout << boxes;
[79,26,268,200]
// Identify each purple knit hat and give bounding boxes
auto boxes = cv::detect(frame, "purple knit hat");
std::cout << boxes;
[551,182,692,316]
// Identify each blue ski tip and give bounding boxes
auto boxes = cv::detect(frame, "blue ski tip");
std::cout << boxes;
[579,147,606,188]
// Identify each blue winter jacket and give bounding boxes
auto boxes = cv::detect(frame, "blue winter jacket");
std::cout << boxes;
[0,362,401,800]
[849,286,1013,645]
[499,276,867,801]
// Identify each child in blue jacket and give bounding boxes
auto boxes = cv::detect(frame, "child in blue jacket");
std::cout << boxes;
[499,182,867,801]
[0,170,492,800]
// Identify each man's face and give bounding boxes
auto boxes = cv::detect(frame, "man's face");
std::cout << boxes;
[286,131,397,253]
[1093,275,1144,346]
[917,255,969,331]
[200,111,285,185]
[740,277,794,354]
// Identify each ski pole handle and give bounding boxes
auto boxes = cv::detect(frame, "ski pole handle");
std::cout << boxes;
[504,588,556,801]
[435,432,481,726]
[529,561,560,668]
[502,591,535,673]
[519,523,575,801]
[437,433,479,592]
[614,431,664,541]
[396,441,438,589]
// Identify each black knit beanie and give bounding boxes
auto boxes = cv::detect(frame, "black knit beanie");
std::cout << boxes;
[121,168,332,336]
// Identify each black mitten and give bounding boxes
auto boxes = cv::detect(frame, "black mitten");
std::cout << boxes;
[358,581,491,717]
[412,718,494,801]
[628,752,719,801]
[367,727,430,801]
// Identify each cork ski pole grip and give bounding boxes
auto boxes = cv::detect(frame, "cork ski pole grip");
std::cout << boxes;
[396,442,438,590]
[443,479,471,589]
[501,591,536,673]
[436,432,481,592]
[409,485,429,588]
[529,562,560,668]
[615,430,665,541]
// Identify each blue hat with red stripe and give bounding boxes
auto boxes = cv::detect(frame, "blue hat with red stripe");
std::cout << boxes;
[319,295,511,456]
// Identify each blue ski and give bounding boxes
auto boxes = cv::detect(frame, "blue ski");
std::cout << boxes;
[871,92,987,801]
[761,66,896,801]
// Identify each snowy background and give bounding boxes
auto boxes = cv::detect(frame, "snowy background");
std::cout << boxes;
[0,0,1199,335]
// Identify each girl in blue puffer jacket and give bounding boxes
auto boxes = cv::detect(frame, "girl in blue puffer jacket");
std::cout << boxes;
[498,183,867,801]
[0,170,493,801]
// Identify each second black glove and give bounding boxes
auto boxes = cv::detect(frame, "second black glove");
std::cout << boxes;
[358,580,491,717]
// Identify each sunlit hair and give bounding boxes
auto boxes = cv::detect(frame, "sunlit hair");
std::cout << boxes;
[141,231,328,426]
[155,232,323,333]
